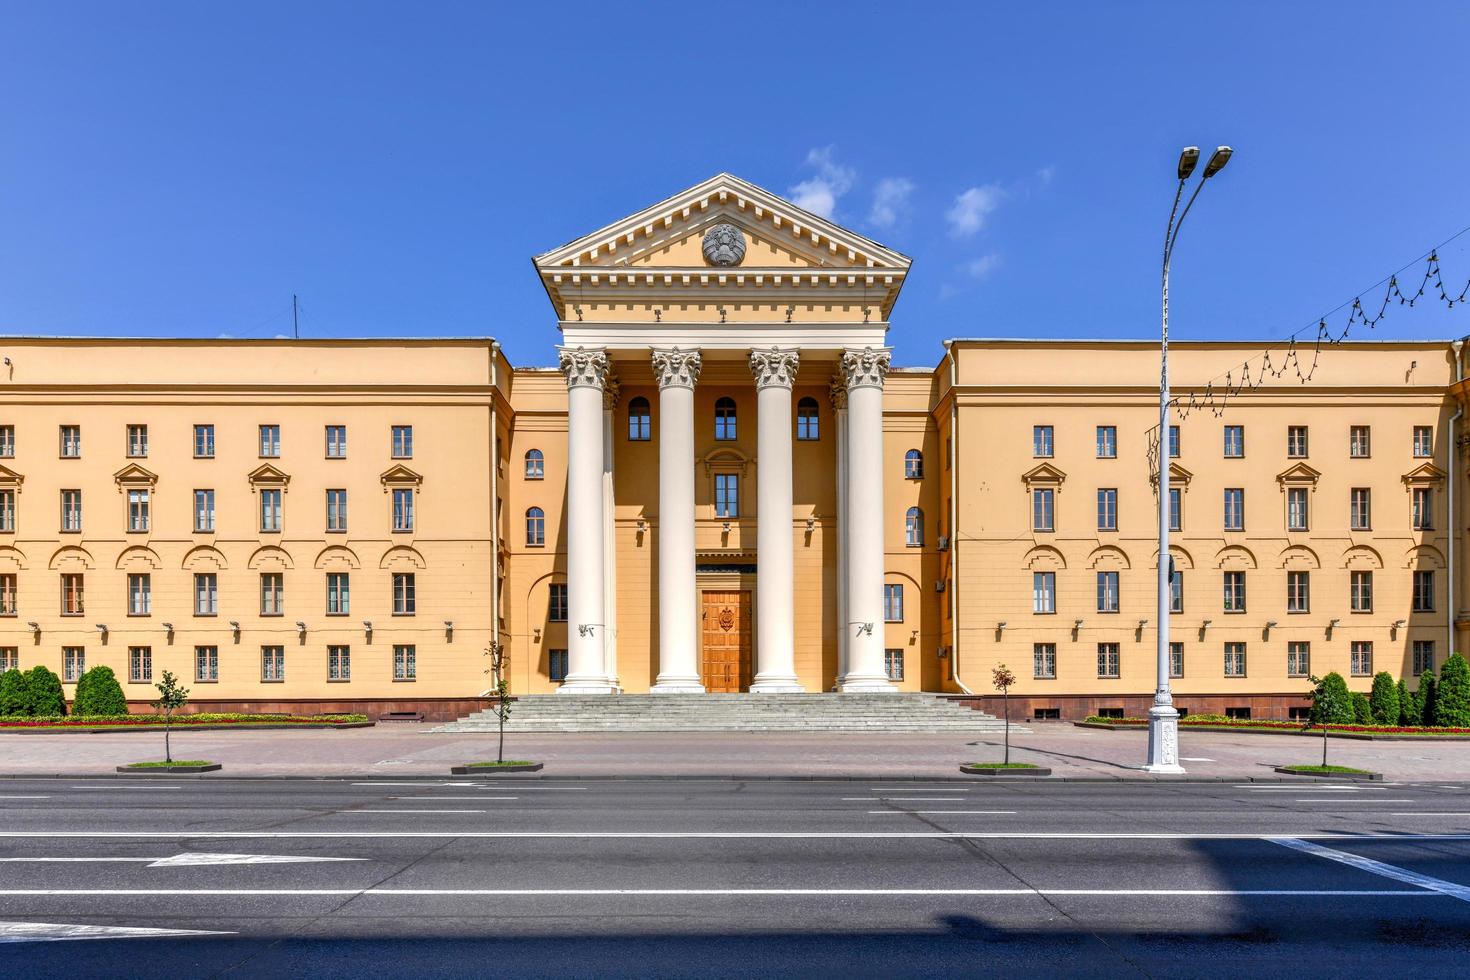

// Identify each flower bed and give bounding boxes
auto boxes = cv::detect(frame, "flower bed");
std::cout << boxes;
[0,712,369,729]
[1080,715,1470,735]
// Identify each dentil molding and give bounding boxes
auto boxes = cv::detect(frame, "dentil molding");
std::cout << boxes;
[651,347,702,389]
[748,346,800,389]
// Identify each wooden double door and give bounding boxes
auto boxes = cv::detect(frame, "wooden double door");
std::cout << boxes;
[700,589,753,693]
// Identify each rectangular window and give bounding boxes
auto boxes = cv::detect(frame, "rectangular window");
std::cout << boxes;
[1286,487,1309,531]
[61,573,84,615]
[194,573,218,615]
[714,474,739,518]
[0,425,12,457]
[1096,642,1120,679]
[1287,570,1310,613]
[548,583,568,623]
[392,425,413,459]
[1223,488,1244,531]
[328,644,351,681]
[259,424,280,458]
[1033,425,1053,458]
[59,425,81,458]
[63,646,85,682]
[1351,570,1373,613]
[193,424,214,458]
[1096,425,1117,459]
[1287,425,1309,458]
[1032,572,1055,615]
[326,489,348,532]
[1413,425,1433,458]
[884,648,905,681]
[883,584,904,623]
[0,647,19,671]
[394,644,416,681]
[127,573,151,616]
[260,489,282,532]
[1412,487,1434,530]
[1287,641,1311,678]
[1224,641,1247,677]
[1033,642,1056,679]
[0,489,14,533]
[260,573,284,616]
[1170,570,1183,614]
[392,488,414,532]
[1223,425,1244,458]
[1413,570,1435,612]
[326,573,350,615]
[1350,488,1372,530]
[548,648,569,682]
[261,645,285,682]
[1096,488,1117,531]
[127,489,150,533]
[1168,425,1180,459]
[1169,641,1184,679]
[1169,488,1182,532]
[1032,488,1054,532]
[61,489,82,533]
[126,424,148,458]
[128,645,151,683]
[393,572,416,615]
[190,646,216,683]
[325,425,347,459]
[0,573,15,616]
[1413,640,1435,676]
[1350,641,1373,677]
[1223,570,1246,613]
[1350,425,1371,458]
[1096,571,1119,613]
[194,489,215,533]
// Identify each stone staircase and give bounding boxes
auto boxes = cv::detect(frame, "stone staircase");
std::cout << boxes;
[433,693,1024,734]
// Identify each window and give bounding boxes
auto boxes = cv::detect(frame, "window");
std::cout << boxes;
[392,489,414,533]
[548,583,568,622]
[1096,425,1117,458]
[1032,572,1055,614]
[1096,571,1119,613]
[260,489,282,532]
[1288,705,1312,722]
[1350,425,1371,458]
[195,645,218,683]
[1287,641,1311,678]
[60,425,81,458]
[884,648,904,681]
[1097,489,1117,531]
[391,425,413,459]
[796,397,819,440]
[1413,640,1435,676]
[61,573,84,615]
[526,507,545,546]
[1097,642,1120,679]
[0,489,14,533]
[1350,488,1372,530]
[1168,425,1180,459]
[1350,641,1373,677]
[1170,570,1183,613]
[63,646,84,682]
[129,646,151,683]
[393,572,416,615]
[260,573,283,616]
[1287,425,1308,458]
[1412,487,1434,530]
[1350,570,1373,612]
[1032,489,1054,532]
[1287,570,1310,613]
[194,489,215,533]
[1224,642,1247,677]
[259,424,280,458]
[1223,425,1244,458]
[1169,488,1182,532]
[1223,488,1244,531]
[905,507,924,547]
[262,645,285,682]
[0,574,14,616]
[326,572,350,615]
[1413,570,1435,612]
[1097,707,1125,719]
[627,398,651,441]
[324,490,348,532]
[393,644,416,681]
[325,425,347,459]
[124,423,148,458]
[328,645,351,681]
[0,425,12,457]
[1033,425,1053,458]
[715,474,739,518]
[714,397,737,440]
[1169,642,1184,679]
[61,489,82,532]
[194,573,218,615]
[1286,487,1309,531]
[548,648,569,682]
[127,573,151,616]
[883,584,904,623]
[1034,643,1057,679]
[193,424,214,458]
[524,449,545,479]
[1225,707,1251,720]
[1413,425,1433,458]
[904,449,923,479]
[127,489,150,533]
[1223,571,1246,613]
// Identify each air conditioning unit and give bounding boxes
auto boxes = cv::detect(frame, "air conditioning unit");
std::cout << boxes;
[937,536,950,551]
[935,580,947,593]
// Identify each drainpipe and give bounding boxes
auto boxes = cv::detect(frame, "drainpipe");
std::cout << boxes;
[945,341,972,695]
[1450,339,1464,657]
[489,342,502,678]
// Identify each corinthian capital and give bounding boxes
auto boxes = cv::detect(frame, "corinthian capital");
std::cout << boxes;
[828,375,848,410]
[602,377,621,411]
[840,346,892,390]
[557,346,610,390]
[651,347,702,390]
[749,346,800,389]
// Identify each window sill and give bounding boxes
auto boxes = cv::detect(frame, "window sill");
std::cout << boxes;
[126,613,151,619]
[327,678,351,684]
[392,678,417,683]
[194,613,218,618]
[194,679,218,685]
[326,529,347,534]
[392,529,414,535]
[260,678,284,684]
[127,679,152,685]
[325,613,349,618]
[392,612,416,618]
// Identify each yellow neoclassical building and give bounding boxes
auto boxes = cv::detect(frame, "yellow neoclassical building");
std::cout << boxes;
[0,173,1463,721]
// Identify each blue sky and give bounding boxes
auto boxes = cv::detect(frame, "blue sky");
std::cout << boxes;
[3,1,1469,367]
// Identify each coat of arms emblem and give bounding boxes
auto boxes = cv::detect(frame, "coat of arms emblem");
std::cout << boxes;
[718,607,735,631]
[701,223,746,267]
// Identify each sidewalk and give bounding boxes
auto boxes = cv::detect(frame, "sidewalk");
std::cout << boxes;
[0,723,1464,780]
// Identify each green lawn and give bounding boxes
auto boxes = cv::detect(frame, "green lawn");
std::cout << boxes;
[125,760,213,768]
[1278,764,1374,775]
[967,762,1043,769]
[464,761,536,768]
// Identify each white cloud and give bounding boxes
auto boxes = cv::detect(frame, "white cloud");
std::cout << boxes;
[788,146,856,220]
[868,177,915,229]
[946,184,1004,236]
[964,253,1001,279]
[1036,165,1055,186]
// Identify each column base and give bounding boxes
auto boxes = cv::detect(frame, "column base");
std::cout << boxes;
[749,675,805,694]
[838,676,897,693]
[1143,703,1185,773]
[651,676,706,694]
[556,677,618,695]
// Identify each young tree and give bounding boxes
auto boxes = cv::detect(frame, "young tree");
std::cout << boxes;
[1368,671,1399,727]
[72,665,128,717]
[0,669,30,717]
[1435,653,1470,728]
[1306,674,1350,768]
[489,644,513,764]
[23,666,66,717]
[150,670,190,764]
[992,663,1017,765]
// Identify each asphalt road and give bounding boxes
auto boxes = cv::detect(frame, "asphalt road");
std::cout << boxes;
[1,777,1469,977]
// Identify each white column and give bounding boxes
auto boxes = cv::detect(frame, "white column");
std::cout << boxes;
[840,346,896,693]
[830,376,849,690]
[651,348,704,693]
[601,379,620,692]
[749,347,803,693]
[556,346,615,694]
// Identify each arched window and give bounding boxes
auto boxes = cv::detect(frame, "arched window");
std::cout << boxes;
[525,507,545,547]
[627,397,651,441]
[904,449,923,479]
[524,449,544,480]
[796,397,820,441]
[905,506,924,548]
[714,397,737,440]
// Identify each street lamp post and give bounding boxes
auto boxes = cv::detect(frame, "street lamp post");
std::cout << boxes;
[1146,145,1232,774]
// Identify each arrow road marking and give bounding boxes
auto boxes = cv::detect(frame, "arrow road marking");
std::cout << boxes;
[0,921,233,943]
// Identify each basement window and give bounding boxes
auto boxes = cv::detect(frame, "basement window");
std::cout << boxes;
[1097,707,1125,719]
[1288,706,1311,722]
[1225,706,1252,720]
[1032,708,1061,721]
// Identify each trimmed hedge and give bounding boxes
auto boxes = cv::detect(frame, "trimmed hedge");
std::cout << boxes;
[24,666,65,717]
[1420,669,1439,727]
[1396,678,1413,726]
[1369,672,1399,726]
[1080,715,1470,734]
[1350,692,1373,726]
[0,670,29,716]
[1435,654,1470,728]
[72,666,128,717]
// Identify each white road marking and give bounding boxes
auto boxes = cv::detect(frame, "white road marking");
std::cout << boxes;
[1295,800,1414,804]
[1271,837,1470,903]
[0,887,1439,898]
[868,787,970,792]
[843,797,972,802]
[346,809,488,814]
[0,853,366,867]
[5,831,1470,841]
[1180,757,1214,762]
[0,920,233,943]
[388,796,518,801]
[0,796,50,800]
[350,782,481,787]
[867,811,1017,815]
[1392,813,1470,816]
[67,786,180,791]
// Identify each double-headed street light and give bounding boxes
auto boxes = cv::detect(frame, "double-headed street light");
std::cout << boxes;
[1145,145,1232,774]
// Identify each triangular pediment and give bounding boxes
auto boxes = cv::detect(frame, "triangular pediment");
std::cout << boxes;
[1022,463,1067,487]
[112,463,158,487]
[1276,462,1322,486]
[1403,461,1446,486]
[379,464,423,488]
[0,464,23,490]
[1149,462,1193,487]
[247,463,291,488]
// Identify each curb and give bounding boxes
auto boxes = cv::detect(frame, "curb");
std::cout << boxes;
[0,723,375,735]
[960,765,1052,776]
[450,763,544,774]
[0,772,1442,783]
[115,764,223,774]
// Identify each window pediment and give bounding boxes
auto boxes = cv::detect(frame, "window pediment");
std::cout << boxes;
[701,447,750,477]
[1276,462,1321,489]
[247,463,291,490]
[113,463,158,489]
[1022,462,1067,488]
[1402,461,1446,488]
[380,464,423,492]
[1150,462,1192,489]
[0,464,22,491]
